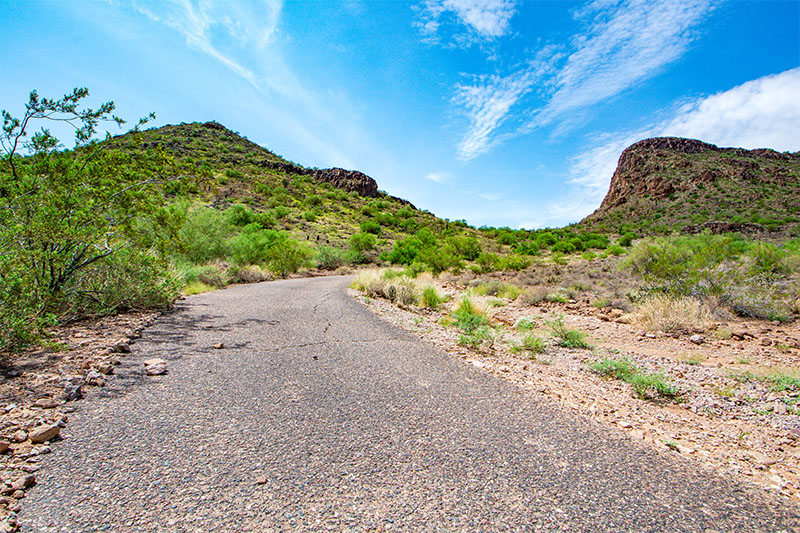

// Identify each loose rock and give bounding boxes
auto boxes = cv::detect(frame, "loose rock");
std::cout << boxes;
[29,424,60,444]
[689,334,705,345]
[144,358,168,376]
[33,398,59,409]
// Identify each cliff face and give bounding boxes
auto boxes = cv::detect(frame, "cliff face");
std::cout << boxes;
[582,137,800,234]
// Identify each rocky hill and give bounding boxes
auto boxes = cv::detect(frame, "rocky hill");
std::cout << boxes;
[114,121,459,249]
[581,137,800,235]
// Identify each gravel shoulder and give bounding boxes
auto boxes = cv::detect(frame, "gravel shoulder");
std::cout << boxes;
[12,276,800,531]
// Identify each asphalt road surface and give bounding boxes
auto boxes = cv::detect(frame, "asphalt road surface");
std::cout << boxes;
[21,276,800,531]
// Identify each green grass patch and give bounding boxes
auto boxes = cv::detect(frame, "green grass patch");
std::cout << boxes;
[184,281,216,295]
[546,315,592,349]
[421,285,443,309]
[589,357,678,399]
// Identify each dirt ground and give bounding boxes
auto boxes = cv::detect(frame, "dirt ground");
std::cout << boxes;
[350,273,800,507]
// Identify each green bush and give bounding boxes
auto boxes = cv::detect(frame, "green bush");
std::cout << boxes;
[360,220,382,235]
[520,333,546,354]
[448,235,481,260]
[350,232,376,252]
[418,245,463,275]
[315,246,346,270]
[227,224,284,266]
[264,238,312,278]
[62,248,182,318]
[225,204,255,226]
[551,241,576,254]
[179,208,232,263]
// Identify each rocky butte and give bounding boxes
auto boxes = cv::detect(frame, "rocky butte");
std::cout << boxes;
[581,137,800,234]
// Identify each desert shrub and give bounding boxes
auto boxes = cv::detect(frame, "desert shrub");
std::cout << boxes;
[60,249,181,318]
[618,232,637,247]
[384,229,437,265]
[397,207,415,219]
[459,325,497,349]
[497,232,517,245]
[360,220,382,235]
[537,232,557,247]
[180,207,232,263]
[307,194,323,207]
[634,294,712,334]
[225,204,255,226]
[302,210,318,222]
[474,253,503,273]
[606,244,625,256]
[475,281,522,300]
[345,249,369,265]
[264,238,312,278]
[227,224,284,266]
[448,235,481,260]
[350,232,376,252]
[253,211,277,228]
[546,315,592,349]
[224,168,244,179]
[182,263,230,288]
[519,333,546,354]
[270,206,291,220]
[515,241,540,255]
[501,254,532,271]
[229,264,271,283]
[519,286,549,306]
[316,246,346,270]
[418,245,463,275]
[623,235,797,321]
[551,241,576,254]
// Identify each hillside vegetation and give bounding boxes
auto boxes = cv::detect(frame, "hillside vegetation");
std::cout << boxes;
[1,89,799,352]
[581,137,800,236]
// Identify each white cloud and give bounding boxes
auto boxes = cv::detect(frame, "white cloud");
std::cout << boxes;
[450,0,716,161]
[424,171,451,183]
[453,73,533,160]
[416,0,518,42]
[660,67,800,152]
[558,67,800,225]
[536,0,715,125]
[132,0,282,89]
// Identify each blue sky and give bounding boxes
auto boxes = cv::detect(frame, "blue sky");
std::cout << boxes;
[1,0,799,229]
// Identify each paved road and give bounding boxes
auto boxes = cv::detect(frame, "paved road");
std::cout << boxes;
[22,276,799,531]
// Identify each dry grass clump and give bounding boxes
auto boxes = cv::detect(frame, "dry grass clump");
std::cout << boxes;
[519,286,549,306]
[351,269,418,305]
[634,294,713,334]
[230,264,272,283]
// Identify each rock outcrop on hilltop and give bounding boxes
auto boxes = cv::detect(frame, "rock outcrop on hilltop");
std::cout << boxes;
[255,160,379,198]
[582,137,800,233]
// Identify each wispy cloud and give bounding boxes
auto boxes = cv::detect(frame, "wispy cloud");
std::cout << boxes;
[132,0,282,89]
[535,0,715,126]
[453,73,533,160]
[559,67,800,225]
[451,0,716,161]
[416,0,518,44]
[424,171,452,183]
